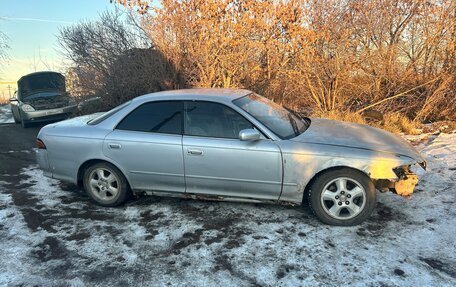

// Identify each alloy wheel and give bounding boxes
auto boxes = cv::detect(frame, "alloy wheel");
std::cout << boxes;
[88,168,120,201]
[320,177,366,220]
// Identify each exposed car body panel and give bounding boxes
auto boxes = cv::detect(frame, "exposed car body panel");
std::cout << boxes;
[277,141,417,203]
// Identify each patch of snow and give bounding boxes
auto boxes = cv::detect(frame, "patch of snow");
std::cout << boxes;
[0,186,50,285]
[0,104,14,124]
[0,133,455,286]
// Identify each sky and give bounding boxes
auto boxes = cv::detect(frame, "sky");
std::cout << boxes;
[0,0,122,99]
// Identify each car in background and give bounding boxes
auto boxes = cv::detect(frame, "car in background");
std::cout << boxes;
[35,89,426,225]
[10,71,77,128]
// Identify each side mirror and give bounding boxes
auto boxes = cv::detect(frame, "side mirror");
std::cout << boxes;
[239,129,261,141]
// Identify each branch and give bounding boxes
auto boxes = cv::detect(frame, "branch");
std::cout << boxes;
[355,77,440,114]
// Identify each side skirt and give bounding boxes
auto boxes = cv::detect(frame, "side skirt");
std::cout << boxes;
[133,190,299,206]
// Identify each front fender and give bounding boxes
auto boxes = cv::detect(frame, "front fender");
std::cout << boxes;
[278,142,422,203]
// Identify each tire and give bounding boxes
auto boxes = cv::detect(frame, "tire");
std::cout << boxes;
[83,162,130,207]
[308,168,376,226]
[21,118,29,128]
[12,112,20,124]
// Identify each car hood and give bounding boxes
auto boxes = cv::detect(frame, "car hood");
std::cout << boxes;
[291,118,424,162]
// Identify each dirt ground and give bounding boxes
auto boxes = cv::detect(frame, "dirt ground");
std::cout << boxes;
[0,119,455,286]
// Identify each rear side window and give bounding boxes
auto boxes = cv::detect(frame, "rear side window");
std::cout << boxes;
[88,100,132,125]
[116,101,183,134]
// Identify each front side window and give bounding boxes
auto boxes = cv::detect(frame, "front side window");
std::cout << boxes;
[233,93,309,139]
[116,101,182,134]
[185,101,253,139]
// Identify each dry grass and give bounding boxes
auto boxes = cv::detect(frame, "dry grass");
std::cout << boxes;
[311,110,367,125]
[380,113,422,135]
[312,110,422,135]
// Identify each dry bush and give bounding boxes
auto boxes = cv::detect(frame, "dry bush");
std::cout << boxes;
[415,74,456,122]
[379,113,422,135]
[113,0,455,123]
[59,11,183,111]
[311,109,422,135]
[103,48,184,108]
[311,110,367,125]
[88,0,453,126]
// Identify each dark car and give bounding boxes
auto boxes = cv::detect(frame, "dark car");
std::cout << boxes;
[10,71,77,128]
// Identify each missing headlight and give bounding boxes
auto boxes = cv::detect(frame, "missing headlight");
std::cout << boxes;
[392,165,419,197]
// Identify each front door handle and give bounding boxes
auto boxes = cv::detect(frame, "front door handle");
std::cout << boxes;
[187,149,203,156]
[108,143,121,149]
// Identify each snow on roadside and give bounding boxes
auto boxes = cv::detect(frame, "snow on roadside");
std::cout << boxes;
[0,104,14,124]
[0,184,52,285]
[0,133,455,286]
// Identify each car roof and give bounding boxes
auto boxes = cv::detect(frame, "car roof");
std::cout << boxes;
[133,88,252,104]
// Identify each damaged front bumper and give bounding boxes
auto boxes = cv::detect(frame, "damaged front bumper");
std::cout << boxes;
[393,166,420,196]
[375,163,425,197]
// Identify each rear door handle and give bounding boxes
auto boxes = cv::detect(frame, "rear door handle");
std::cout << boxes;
[108,143,121,149]
[187,149,203,156]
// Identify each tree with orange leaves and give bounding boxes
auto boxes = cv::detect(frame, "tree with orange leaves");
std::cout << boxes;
[107,0,455,120]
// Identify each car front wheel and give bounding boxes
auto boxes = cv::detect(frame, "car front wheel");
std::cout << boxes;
[83,162,130,207]
[20,118,29,128]
[12,111,20,123]
[308,168,376,226]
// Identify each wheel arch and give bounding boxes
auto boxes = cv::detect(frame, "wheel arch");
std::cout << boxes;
[302,165,371,204]
[77,158,132,189]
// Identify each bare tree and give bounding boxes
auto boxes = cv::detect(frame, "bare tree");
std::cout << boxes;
[0,30,9,68]
[58,10,182,109]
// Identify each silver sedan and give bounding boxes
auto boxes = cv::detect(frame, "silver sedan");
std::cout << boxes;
[36,89,426,225]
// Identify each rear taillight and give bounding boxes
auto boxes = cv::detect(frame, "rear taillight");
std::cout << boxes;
[36,138,46,149]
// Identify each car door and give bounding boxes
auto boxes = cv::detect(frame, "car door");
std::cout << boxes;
[183,101,282,200]
[103,101,185,193]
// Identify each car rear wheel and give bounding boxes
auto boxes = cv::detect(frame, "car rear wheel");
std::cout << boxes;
[308,168,376,226]
[83,162,130,207]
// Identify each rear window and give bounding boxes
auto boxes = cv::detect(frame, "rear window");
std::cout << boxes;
[87,101,132,125]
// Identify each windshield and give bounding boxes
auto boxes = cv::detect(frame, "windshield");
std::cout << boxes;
[18,73,65,99]
[233,93,309,139]
[87,100,132,125]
